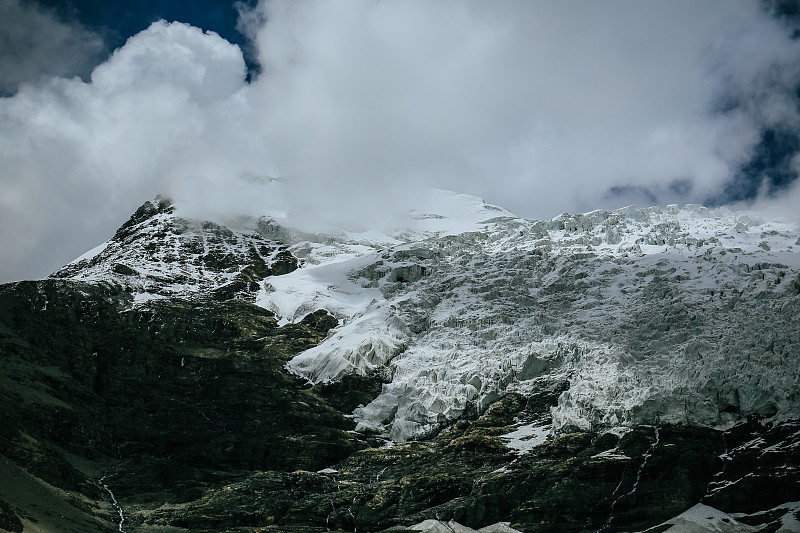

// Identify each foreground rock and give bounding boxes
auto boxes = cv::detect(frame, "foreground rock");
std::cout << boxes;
[0,279,366,532]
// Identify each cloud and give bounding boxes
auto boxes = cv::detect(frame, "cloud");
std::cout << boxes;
[0,0,105,94]
[0,20,251,281]
[244,0,800,214]
[1,1,800,282]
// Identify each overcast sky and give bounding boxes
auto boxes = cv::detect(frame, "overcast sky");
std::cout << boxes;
[1,0,800,283]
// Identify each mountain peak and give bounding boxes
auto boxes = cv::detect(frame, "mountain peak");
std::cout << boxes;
[9,190,800,531]
[51,195,298,303]
[51,192,800,443]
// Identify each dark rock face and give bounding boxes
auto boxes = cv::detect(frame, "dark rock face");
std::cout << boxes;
[703,418,800,513]
[0,498,23,533]
[0,279,368,531]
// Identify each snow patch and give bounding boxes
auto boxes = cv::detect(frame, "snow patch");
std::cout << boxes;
[644,502,800,533]
[650,503,755,532]
[409,519,523,533]
[71,240,110,264]
[501,423,551,454]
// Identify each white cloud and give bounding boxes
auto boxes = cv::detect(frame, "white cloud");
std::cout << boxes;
[0,20,251,281]
[1,1,799,282]
[245,0,800,213]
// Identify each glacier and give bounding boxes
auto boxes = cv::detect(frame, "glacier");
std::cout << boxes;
[264,194,800,442]
[54,189,800,444]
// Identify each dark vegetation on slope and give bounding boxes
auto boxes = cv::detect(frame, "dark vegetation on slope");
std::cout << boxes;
[0,279,371,531]
[0,278,798,532]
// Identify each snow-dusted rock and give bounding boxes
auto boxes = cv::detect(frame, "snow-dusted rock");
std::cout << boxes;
[409,519,521,533]
[635,502,800,532]
[51,197,297,304]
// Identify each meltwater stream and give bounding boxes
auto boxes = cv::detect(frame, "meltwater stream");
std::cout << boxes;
[598,426,660,532]
[100,474,126,533]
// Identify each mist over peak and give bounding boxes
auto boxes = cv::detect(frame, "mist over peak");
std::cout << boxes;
[2,0,800,282]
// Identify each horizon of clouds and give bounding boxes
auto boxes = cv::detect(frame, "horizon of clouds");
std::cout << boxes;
[1,0,800,282]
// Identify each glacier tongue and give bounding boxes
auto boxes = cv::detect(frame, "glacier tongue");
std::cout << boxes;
[267,194,800,442]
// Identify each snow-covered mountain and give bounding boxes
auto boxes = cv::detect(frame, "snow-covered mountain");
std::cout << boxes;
[52,196,299,303]
[54,190,800,447]
[0,188,789,531]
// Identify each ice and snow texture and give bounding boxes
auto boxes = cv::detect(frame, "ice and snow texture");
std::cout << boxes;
[267,194,800,441]
[56,191,800,443]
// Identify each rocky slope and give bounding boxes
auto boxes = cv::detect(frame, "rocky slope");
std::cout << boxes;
[0,191,799,532]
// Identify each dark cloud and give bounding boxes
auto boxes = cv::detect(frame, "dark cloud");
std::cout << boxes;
[762,0,800,38]
[605,186,659,208]
[0,0,105,94]
[704,1,800,205]
[603,179,695,209]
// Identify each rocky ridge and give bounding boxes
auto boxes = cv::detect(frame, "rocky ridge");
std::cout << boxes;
[52,196,298,302]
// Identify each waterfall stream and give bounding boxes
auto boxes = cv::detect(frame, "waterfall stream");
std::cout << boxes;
[100,474,126,533]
